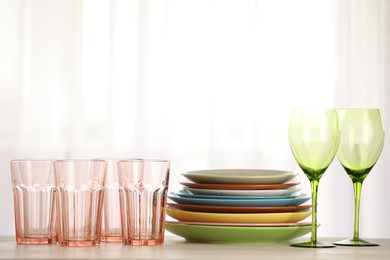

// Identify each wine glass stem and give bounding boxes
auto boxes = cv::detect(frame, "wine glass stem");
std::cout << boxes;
[353,181,363,240]
[310,180,319,244]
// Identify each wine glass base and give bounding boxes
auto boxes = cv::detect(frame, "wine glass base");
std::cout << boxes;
[333,238,379,247]
[291,241,336,248]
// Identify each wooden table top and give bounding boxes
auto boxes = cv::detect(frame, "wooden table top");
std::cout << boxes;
[1,236,389,260]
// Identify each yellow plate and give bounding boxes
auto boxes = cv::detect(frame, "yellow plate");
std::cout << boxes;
[166,207,311,223]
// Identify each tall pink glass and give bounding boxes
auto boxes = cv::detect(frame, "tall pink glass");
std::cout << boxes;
[118,159,170,246]
[10,159,57,244]
[98,158,124,242]
[54,159,106,247]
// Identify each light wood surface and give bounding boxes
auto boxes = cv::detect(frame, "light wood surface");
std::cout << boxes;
[1,235,389,260]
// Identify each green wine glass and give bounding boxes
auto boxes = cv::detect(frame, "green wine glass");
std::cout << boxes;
[289,109,340,248]
[333,109,384,247]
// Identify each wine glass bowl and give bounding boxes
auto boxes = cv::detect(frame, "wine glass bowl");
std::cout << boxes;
[333,109,384,246]
[288,109,340,248]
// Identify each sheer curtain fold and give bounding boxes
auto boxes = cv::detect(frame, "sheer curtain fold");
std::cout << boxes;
[332,0,390,238]
[0,0,389,237]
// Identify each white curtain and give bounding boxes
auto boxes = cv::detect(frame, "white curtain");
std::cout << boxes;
[332,0,390,239]
[0,0,389,238]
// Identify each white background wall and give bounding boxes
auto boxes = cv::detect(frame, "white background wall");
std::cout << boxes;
[0,0,389,239]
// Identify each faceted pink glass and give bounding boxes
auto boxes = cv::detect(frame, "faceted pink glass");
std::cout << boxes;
[97,158,126,242]
[54,159,106,247]
[10,159,57,244]
[118,159,170,246]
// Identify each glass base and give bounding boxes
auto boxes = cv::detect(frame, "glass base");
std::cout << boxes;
[58,240,100,247]
[291,241,336,248]
[333,238,379,247]
[16,236,55,245]
[123,238,164,246]
[101,235,122,243]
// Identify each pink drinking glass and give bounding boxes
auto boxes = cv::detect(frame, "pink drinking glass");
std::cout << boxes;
[10,159,57,244]
[98,158,124,242]
[118,159,170,246]
[54,159,106,247]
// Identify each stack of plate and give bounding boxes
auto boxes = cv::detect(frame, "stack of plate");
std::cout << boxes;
[165,169,312,244]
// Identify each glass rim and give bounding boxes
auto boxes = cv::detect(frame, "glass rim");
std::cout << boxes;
[54,159,107,163]
[290,108,337,112]
[291,108,382,112]
[336,108,382,112]
[10,159,57,163]
[118,159,170,163]
[94,158,143,161]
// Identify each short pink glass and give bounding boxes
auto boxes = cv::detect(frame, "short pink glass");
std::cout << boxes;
[118,159,170,246]
[54,159,107,247]
[97,158,125,242]
[10,159,57,244]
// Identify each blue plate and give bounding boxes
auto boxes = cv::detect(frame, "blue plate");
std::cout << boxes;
[173,190,298,200]
[168,193,311,207]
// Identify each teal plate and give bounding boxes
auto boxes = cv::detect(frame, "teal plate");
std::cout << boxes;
[165,221,311,244]
[168,193,311,206]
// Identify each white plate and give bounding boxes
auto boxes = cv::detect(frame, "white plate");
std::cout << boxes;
[182,169,298,184]
[184,186,301,196]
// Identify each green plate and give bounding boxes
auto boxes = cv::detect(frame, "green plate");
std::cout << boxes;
[165,222,311,244]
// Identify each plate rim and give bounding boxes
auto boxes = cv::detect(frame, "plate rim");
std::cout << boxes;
[183,169,297,176]
[165,222,312,244]
[172,190,299,200]
[165,220,312,227]
[182,169,299,184]
[167,203,312,213]
[180,181,301,190]
[168,193,311,206]
[183,186,302,196]
[166,207,311,223]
